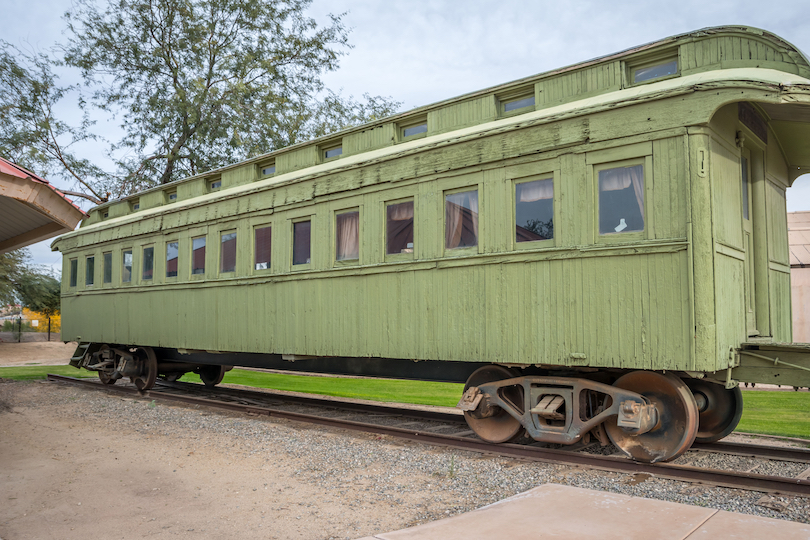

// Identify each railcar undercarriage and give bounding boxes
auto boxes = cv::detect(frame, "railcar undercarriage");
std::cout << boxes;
[71,342,753,464]
[457,365,744,463]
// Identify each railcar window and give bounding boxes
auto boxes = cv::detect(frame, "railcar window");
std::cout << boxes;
[403,123,428,138]
[221,232,237,273]
[167,191,177,202]
[69,259,78,287]
[336,211,359,261]
[85,256,95,286]
[324,146,342,160]
[516,178,554,242]
[633,60,678,83]
[254,226,272,270]
[503,95,535,113]
[122,250,132,283]
[192,237,206,275]
[293,221,311,265]
[210,180,222,190]
[103,252,112,284]
[132,201,140,211]
[445,190,479,249]
[386,201,414,255]
[261,164,276,176]
[598,164,644,235]
[166,242,179,278]
[142,247,154,281]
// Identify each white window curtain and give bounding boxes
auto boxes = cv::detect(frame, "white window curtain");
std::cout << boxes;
[336,211,359,260]
[445,190,479,249]
[517,179,553,202]
[599,165,644,216]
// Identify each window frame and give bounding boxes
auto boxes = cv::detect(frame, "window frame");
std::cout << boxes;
[141,245,155,282]
[102,251,113,285]
[253,222,273,273]
[258,160,276,178]
[320,140,343,163]
[625,49,679,87]
[69,258,78,288]
[291,217,313,270]
[397,116,429,142]
[166,240,180,279]
[333,207,361,266]
[190,234,208,278]
[121,249,133,284]
[85,255,95,287]
[219,229,238,274]
[443,186,481,257]
[592,156,652,244]
[512,172,557,251]
[384,197,416,263]
[498,87,536,117]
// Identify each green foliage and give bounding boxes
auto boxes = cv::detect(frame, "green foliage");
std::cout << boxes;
[0,249,27,306]
[0,42,109,204]
[0,248,61,316]
[15,272,61,317]
[62,0,401,193]
[736,390,810,439]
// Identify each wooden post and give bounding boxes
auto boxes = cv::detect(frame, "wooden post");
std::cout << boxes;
[48,317,51,342]
[17,317,21,343]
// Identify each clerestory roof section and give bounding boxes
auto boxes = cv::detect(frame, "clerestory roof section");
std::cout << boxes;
[69,25,810,226]
[0,157,86,254]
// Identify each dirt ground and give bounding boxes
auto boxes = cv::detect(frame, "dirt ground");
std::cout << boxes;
[1,342,807,539]
[0,343,442,540]
[0,341,76,367]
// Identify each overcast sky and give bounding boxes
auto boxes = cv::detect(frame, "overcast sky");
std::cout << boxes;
[5,0,810,272]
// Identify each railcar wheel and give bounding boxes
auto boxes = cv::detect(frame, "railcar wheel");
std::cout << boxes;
[98,370,117,385]
[604,371,698,463]
[463,365,524,444]
[198,365,226,387]
[684,379,743,443]
[131,347,158,391]
[96,344,117,385]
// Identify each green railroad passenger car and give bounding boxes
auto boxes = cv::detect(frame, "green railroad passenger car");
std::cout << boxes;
[54,26,810,462]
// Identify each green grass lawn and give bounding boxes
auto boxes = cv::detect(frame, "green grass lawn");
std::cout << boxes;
[0,365,98,381]
[181,368,465,407]
[735,390,810,439]
[4,365,809,440]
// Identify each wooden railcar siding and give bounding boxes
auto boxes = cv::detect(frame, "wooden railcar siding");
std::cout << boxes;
[537,62,620,106]
[61,248,693,369]
[56,27,810,377]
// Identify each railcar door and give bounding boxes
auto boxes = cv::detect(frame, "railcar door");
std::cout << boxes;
[740,149,757,337]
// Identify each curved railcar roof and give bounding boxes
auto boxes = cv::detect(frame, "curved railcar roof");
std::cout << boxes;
[56,25,810,243]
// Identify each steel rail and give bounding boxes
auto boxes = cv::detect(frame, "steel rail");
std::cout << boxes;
[47,374,810,497]
[157,380,810,464]
[153,379,464,423]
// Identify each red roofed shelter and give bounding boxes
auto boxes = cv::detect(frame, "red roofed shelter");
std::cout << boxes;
[0,157,86,254]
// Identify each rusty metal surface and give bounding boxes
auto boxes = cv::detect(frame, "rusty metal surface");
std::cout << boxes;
[685,379,744,443]
[604,371,699,463]
[46,374,810,497]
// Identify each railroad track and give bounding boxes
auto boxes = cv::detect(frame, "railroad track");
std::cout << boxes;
[47,374,810,497]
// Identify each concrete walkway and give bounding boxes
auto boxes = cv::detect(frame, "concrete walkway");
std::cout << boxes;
[357,484,809,539]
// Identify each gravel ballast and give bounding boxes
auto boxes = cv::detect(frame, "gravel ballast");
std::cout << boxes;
[1,379,808,539]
